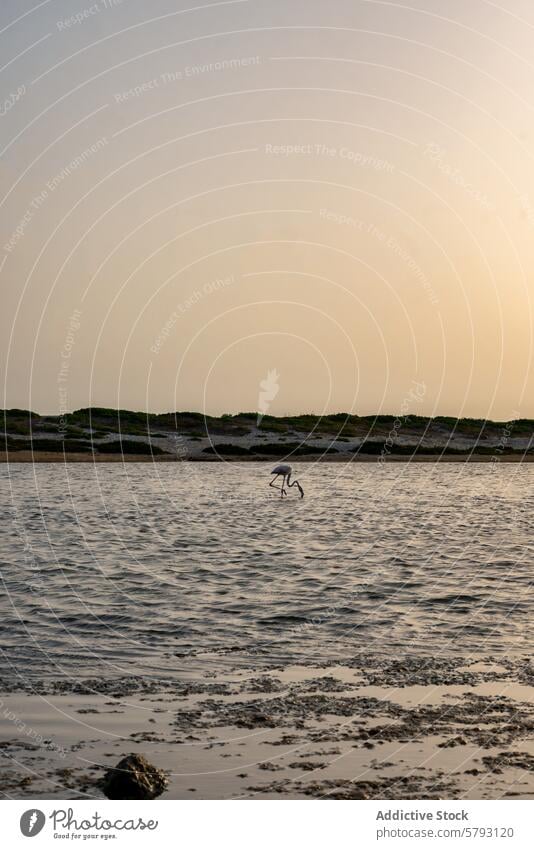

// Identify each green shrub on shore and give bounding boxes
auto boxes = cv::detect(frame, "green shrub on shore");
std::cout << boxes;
[3,437,92,453]
[2,436,169,455]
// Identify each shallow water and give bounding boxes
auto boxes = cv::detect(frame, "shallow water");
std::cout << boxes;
[0,462,532,680]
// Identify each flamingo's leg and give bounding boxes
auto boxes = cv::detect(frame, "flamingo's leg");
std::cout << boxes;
[269,474,283,492]
[289,478,304,498]
[281,475,287,497]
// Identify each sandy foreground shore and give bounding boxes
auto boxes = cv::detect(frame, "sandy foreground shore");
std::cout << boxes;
[2,656,534,800]
[2,452,534,463]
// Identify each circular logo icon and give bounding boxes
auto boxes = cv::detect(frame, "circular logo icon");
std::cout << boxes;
[20,810,46,837]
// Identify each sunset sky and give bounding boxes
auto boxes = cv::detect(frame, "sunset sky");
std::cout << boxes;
[1,0,533,419]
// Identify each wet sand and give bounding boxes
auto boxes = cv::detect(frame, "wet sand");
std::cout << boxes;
[2,655,534,800]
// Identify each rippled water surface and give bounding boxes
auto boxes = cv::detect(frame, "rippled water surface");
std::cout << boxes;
[1,463,532,678]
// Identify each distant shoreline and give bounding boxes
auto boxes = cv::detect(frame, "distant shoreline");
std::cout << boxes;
[3,408,533,464]
[2,451,533,463]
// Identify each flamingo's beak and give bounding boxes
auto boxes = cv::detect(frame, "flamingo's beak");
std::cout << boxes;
[297,483,304,498]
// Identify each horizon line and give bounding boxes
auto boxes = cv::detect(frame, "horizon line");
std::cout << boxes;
[2,407,532,425]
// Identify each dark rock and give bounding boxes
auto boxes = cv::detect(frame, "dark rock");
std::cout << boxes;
[438,736,467,748]
[101,754,168,800]
[288,761,325,771]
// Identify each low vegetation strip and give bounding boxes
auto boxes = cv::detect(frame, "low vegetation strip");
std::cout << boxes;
[3,437,169,455]
[2,408,533,460]
[3,408,534,440]
[351,441,528,456]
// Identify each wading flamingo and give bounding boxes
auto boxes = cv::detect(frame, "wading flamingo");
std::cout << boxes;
[269,464,304,498]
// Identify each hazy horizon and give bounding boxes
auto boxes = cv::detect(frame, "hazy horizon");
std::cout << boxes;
[2,0,533,419]
[6,404,531,424]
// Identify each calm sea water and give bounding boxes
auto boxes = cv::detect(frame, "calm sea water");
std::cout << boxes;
[0,462,532,680]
